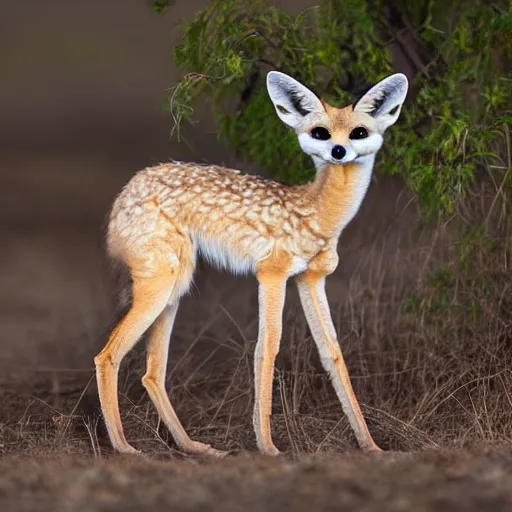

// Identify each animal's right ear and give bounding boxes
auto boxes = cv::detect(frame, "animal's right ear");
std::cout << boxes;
[353,73,408,132]
[266,71,325,129]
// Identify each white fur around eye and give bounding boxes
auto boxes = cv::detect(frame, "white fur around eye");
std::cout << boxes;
[348,133,384,157]
[298,133,330,156]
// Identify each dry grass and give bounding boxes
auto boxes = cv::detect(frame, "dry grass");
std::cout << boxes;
[2,217,510,459]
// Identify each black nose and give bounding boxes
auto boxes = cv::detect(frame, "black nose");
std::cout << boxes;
[331,145,346,160]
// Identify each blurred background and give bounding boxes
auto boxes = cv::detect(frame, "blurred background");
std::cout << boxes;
[2,0,223,227]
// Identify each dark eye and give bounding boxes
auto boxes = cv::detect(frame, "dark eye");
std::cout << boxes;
[349,127,369,140]
[311,127,331,140]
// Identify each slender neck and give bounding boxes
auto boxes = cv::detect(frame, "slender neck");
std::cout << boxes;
[307,155,375,239]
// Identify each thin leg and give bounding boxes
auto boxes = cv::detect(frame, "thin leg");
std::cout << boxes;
[94,272,174,453]
[296,274,381,452]
[253,274,287,456]
[142,302,226,456]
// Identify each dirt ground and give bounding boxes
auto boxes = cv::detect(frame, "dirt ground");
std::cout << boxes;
[2,446,512,511]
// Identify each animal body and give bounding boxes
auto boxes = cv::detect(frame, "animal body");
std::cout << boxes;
[95,70,409,456]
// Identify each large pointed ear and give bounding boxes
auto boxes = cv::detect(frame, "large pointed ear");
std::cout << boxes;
[353,73,408,132]
[266,71,325,129]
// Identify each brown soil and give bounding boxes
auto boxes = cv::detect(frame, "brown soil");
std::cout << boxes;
[2,447,512,512]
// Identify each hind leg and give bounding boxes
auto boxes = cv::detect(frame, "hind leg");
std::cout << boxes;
[95,245,190,454]
[142,303,227,456]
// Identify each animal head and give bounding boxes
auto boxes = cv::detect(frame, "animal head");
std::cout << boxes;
[266,71,408,168]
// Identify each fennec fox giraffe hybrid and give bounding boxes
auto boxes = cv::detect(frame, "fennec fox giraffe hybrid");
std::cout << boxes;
[95,71,408,456]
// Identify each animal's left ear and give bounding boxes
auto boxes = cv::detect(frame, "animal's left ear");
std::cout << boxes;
[266,71,325,130]
[353,73,408,132]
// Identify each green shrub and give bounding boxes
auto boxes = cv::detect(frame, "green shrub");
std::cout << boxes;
[152,0,511,217]
[152,0,511,343]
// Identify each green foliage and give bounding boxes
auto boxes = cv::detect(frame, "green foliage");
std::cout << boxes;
[147,0,174,13]
[160,0,512,343]
[163,0,511,217]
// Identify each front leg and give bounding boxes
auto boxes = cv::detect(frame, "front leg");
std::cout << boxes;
[296,264,381,453]
[253,270,287,456]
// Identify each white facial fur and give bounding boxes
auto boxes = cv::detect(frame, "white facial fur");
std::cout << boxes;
[297,130,384,168]
[266,71,408,169]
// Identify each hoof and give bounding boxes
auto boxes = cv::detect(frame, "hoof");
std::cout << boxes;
[115,443,141,455]
[186,441,228,458]
[363,443,383,454]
